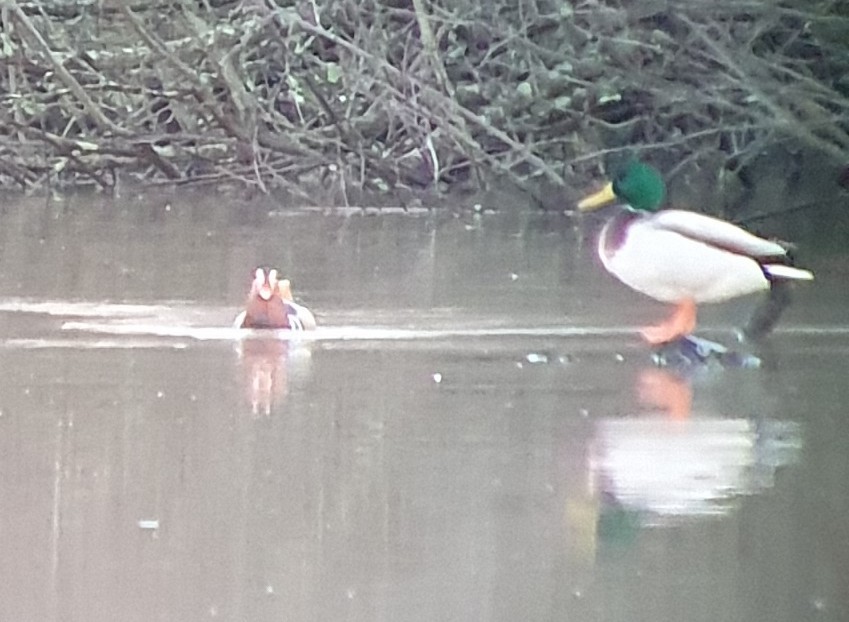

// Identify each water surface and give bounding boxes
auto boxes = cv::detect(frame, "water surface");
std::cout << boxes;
[0,192,846,621]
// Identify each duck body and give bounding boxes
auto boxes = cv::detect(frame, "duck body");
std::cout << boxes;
[235,268,317,331]
[600,208,790,304]
[579,161,813,344]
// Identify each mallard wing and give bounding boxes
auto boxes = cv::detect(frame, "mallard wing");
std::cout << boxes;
[649,210,786,258]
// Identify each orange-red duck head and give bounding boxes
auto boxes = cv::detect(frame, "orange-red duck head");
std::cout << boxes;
[236,267,317,330]
[253,267,279,302]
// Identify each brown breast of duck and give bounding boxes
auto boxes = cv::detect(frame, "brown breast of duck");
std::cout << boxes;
[239,268,292,329]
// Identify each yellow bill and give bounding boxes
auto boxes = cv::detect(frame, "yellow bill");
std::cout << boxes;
[577,182,616,212]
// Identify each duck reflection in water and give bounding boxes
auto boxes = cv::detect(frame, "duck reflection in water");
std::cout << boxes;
[635,367,692,420]
[565,363,801,560]
[590,365,801,532]
[236,337,312,416]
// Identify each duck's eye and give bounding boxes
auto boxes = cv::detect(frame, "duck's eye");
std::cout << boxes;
[611,179,621,197]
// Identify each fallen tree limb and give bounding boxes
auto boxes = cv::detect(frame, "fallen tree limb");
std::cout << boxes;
[0,0,844,206]
[8,2,131,137]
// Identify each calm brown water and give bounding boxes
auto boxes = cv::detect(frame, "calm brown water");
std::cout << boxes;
[0,192,847,622]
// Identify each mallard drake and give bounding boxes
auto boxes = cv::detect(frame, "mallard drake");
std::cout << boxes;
[577,160,813,344]
[235,268,317,330]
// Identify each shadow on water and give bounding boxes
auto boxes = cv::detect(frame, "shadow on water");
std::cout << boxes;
[0,193,847,621]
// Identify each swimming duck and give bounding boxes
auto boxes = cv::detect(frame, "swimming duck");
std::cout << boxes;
[235,268,317,330]
[577,160,813,344]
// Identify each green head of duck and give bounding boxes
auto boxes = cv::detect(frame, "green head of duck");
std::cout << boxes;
[578,160,666,213]
[612,160,666,212]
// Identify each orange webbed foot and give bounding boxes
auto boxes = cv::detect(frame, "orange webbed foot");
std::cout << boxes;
[640,299,697,345]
